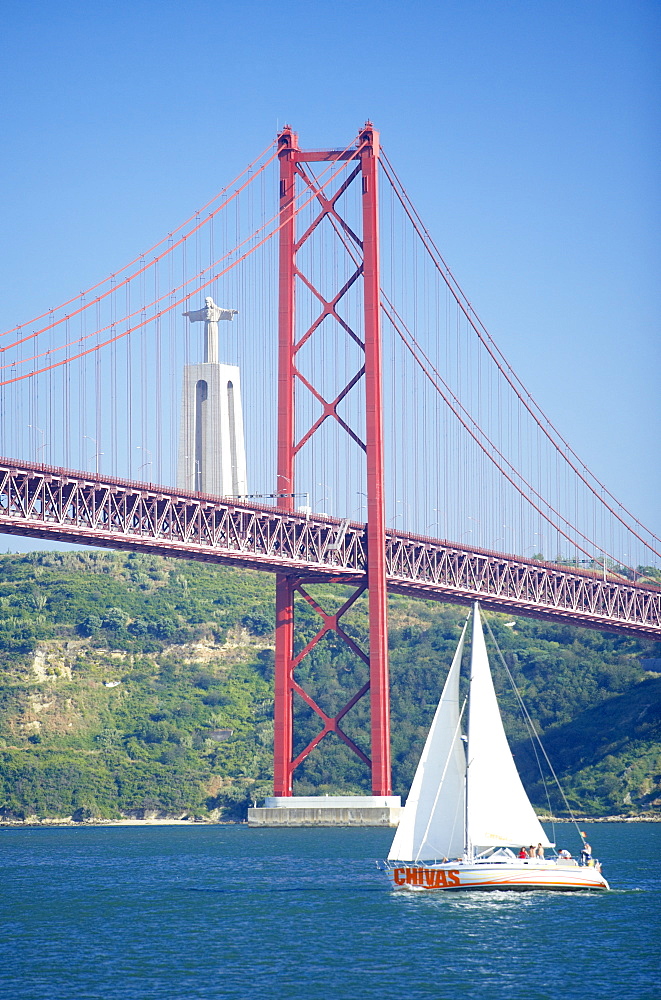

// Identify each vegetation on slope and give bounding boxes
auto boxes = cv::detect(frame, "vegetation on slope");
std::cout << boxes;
[0,550,659,821]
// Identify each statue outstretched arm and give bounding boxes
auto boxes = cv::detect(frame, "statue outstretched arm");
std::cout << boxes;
[182,305,238,322]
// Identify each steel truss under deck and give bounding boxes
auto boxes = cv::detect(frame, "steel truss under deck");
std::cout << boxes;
[1,458,659,641]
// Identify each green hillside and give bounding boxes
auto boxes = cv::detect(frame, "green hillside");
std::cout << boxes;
[514,678,661,815]
[0,549,659,821]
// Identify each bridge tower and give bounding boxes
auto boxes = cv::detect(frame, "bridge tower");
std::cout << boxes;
[274,123,391,796]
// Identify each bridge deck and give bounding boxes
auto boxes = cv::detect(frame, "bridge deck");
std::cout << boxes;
[1,459,659,639]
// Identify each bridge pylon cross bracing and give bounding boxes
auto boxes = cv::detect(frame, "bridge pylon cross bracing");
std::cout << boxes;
[274,123,391,796]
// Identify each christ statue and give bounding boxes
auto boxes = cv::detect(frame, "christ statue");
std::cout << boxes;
[183,297,238,363]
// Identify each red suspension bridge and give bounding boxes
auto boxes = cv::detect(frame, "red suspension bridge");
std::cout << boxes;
[1,124,659,797]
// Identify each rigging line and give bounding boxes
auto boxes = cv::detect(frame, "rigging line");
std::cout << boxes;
[380,291,635,574]
[1,151,279,352]
[382,300,635,574]
[0,141,277,342]
[483,616,585,845]
[1,146,365,387]
[379,150,661,553]
[3,138,365,369]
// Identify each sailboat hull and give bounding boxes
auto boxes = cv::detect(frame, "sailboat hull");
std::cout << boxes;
[383,861,609,892]
[383,607,611,895]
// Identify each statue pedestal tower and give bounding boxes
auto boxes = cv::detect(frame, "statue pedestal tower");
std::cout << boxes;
[177,298,247,497]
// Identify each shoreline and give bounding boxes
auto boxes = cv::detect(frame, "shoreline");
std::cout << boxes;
[1,813,659,828]
[539,814,661,823]
[0,817,240,827]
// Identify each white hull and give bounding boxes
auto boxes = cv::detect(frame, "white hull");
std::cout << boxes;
[384,860,609,892]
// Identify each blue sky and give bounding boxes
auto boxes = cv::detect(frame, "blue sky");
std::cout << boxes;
[0,0,658,552]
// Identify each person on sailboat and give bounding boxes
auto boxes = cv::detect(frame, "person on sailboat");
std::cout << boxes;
[581,842,593,866]
[518,847,528,859]
[536,843,545,859]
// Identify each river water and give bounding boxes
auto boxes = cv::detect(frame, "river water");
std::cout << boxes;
[1,822,658,999]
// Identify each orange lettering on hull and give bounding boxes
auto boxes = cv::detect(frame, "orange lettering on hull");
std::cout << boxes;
[429,869,460,888]
[396,867,462,889]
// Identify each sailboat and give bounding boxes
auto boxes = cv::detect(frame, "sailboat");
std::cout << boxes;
[381,603,609,891]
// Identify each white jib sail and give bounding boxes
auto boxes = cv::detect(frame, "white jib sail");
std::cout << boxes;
[466,604,552,852]
[388,621,468,862]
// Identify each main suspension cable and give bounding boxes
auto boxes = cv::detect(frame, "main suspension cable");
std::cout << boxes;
[0,141,278,342]
[381,293,637,574]
[380,150,661,554]
[1,138,366,385]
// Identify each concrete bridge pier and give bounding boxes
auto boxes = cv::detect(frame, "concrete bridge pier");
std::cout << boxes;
[247,795,402,827]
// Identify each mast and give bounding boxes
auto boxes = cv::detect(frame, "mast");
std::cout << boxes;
[463,750,470,860]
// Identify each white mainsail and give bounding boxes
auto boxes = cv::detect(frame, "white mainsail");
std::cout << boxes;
[466,603,552,851]
[388,622,468,862]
